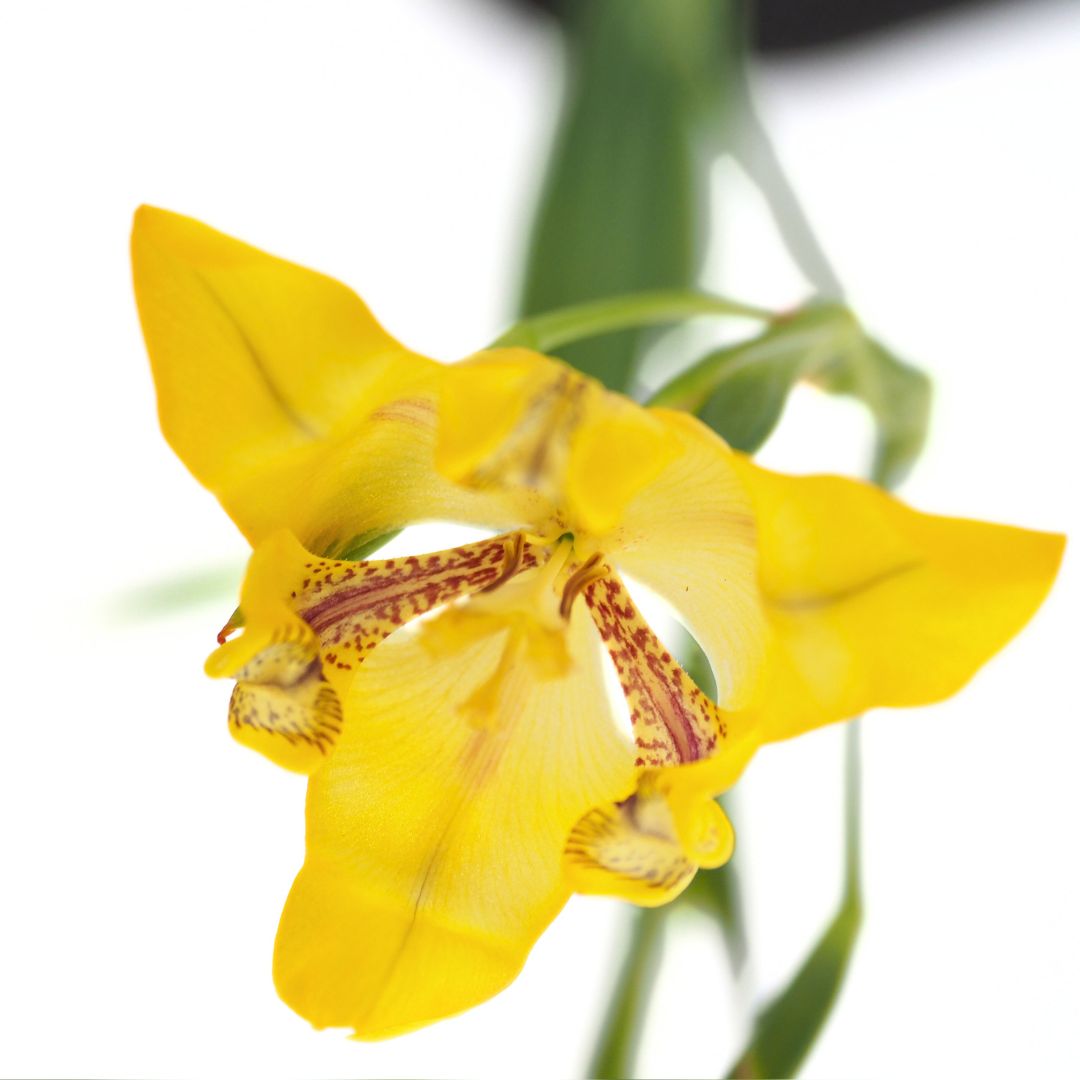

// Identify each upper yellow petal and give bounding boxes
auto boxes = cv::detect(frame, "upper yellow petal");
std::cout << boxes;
[563,405,681,536]
[435,349,681,539]
[133,207,528,548]
[273,600,635,1038]
[606,409,767,710]
[731,456,1065,741]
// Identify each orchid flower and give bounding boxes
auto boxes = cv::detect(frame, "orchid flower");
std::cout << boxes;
[132,206,1062,1038]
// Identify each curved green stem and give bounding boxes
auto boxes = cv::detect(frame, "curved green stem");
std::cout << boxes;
[724,723,864,1080]
[491,289,773,354]
[735,98,845,300]
[587,908,667,1080]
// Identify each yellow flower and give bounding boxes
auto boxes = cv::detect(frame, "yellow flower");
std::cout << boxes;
[132,206,1063,1038]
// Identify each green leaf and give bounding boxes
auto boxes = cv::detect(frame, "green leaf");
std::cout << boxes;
[324,528,403,563]
[650,303,842,451]
[683,836,749,975]
[816,338,931,489]
[517,0,740,393]
[724,723,864,1080]
[650,303,931,476]
[587,907,667,1080]
[669,629,750,973]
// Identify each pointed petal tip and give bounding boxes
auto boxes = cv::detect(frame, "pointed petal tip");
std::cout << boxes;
[131,203,178,241]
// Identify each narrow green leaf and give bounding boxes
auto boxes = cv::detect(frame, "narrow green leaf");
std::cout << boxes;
[325,528,403,563]
[650,304,845,452]
[587,908,667,1080]
[732,95,845,302]
[724,723,864,1080]
[517,0,740,392]
[650,303,931,474]
[816,339,932,489]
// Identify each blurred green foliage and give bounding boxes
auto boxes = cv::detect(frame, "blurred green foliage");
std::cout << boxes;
[651,302,931,486]
[724,725,864,1079]
[518,0,741,391]
[588,908,667,1080]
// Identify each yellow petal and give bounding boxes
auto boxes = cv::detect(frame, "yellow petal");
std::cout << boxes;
[206,530,540,772]
[434,349,557,485]
[563,406,681,536]
[607,409,767,709]
[435,348,595,522]
[273,604,635,1037]
[225,644,344,774]
[731,456,1066,741]
[132,207,526,547]
[435,350,677,538]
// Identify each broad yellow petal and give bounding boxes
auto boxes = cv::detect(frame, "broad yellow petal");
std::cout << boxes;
[732,456,1065,741]
[133,207,527,547]
[273,603,635,1037]
[607,409,767,709]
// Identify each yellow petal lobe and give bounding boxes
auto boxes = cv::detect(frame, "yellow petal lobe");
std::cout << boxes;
[434,350,553,484]
[563,557,751,903]
[608,409,766,709]
[564,772,735,906]
[133,207,530,547]
[563,407,681,535]
[732,456,1065,740]
[131,207,437,536]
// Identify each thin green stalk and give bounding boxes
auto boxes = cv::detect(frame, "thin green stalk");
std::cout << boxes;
[724,723,863,1079]
[734,98,845,300]
[587,908,667,1080]
[492,290,772,355]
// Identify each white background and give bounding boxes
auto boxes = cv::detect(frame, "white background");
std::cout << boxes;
[2,2,1077,1077]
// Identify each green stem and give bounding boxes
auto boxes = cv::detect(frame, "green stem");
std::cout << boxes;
[723,723,864,1080]
[587,908,667,1080]
[492,289,772,354]
[735,99,845,300]
[842,721,863,897]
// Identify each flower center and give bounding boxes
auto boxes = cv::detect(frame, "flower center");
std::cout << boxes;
[420,536,582,728]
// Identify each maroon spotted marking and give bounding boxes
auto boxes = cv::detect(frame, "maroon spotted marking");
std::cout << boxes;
[296,536,539,655]
[584,570,722,767]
